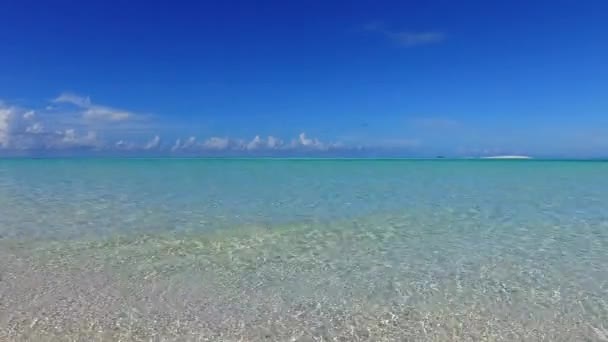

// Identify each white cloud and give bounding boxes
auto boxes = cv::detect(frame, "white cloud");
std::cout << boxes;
[267,136,282,149]
[171,136,197,151]
[23,110,36,120]
[0,102,102,151]
[53,93,92,107]
[25,122,44,134]
[53,92,134,122]
[202,137,230,150]
[183,136,197,149]
[364,22,445,47]
[144,135,161,150]
[115,139,136,150]
[171,138,182,152]
[167,133,333,153]
[288,132,327,150]
[82,107,131,122]
[2,96,369,155]
[3,99,352,154]
[246,135,263,150]
[0,105,14,147]
[57,129,99,148]
[302,132,320,147]
[298,132,314,146]
[188,133,333,152]
[244,135,286,150]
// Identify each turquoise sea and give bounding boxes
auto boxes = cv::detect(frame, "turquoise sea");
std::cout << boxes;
[1,159,608,341]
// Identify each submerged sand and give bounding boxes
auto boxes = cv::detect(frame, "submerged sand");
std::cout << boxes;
[2,216,607,341]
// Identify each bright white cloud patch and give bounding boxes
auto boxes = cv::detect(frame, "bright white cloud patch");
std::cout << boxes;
[294,132,325,149]
[0,100,101,151]
[165,133,338,153]
[53,92,133,122]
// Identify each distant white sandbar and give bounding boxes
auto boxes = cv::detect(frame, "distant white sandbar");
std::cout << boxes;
[481,155,533,159]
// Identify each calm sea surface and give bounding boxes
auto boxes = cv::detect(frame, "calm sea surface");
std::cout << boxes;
[1,159,607,341]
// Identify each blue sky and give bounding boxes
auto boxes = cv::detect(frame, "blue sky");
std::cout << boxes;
[1,0,607,157]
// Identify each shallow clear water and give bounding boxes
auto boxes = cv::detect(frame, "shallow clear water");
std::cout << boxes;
[1,159,608,341]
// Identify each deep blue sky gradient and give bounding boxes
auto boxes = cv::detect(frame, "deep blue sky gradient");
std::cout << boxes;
[1,0,607,156]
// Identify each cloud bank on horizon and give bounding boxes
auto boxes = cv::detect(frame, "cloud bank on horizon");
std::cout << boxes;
[0,94,357,156]
[1,92,607,158]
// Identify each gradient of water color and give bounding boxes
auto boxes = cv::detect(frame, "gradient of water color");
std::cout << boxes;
[1,159,608,341]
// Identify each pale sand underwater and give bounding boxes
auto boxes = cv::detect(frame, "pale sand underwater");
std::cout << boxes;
[1,159,608,341]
